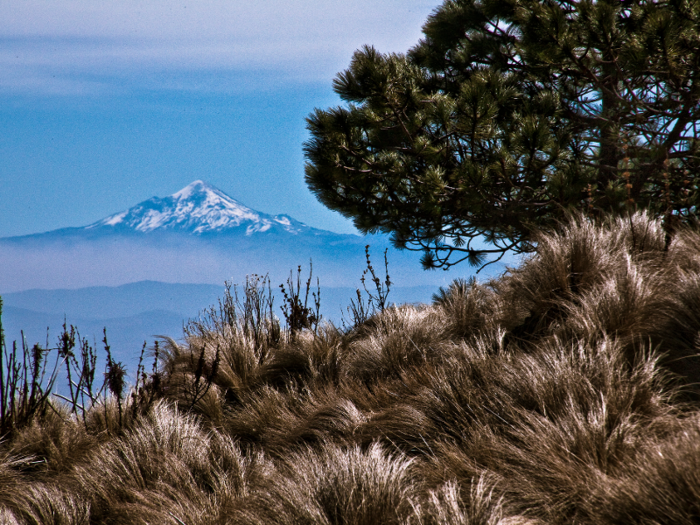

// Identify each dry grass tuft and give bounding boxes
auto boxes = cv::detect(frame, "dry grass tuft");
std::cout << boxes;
[2,211,700,523]
[231,443,417,525]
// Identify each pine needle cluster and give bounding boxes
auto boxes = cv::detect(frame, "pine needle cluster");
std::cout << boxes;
[305,0,700,269]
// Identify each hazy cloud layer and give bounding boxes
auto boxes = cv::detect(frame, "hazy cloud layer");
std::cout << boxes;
[0,1,437,94]
[0,235,459,293]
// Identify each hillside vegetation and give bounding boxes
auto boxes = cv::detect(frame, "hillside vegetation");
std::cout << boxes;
[2,212,700,524]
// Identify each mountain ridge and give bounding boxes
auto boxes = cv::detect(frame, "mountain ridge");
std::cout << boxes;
[1,180,357,242]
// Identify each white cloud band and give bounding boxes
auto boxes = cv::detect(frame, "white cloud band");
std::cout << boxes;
[0,0,437,94]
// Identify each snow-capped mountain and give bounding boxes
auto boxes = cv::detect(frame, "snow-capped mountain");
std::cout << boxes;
[0,180,446,294]
[87,180,316,236]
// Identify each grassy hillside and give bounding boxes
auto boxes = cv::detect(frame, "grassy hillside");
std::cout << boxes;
[2,212,700,524]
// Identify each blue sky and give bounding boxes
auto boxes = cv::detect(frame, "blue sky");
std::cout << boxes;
[0,0,439,238]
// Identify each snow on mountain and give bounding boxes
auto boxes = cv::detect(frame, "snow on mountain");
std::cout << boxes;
[87,180,315,236]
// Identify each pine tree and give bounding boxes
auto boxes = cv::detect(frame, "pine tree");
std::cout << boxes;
[304,0,700,269]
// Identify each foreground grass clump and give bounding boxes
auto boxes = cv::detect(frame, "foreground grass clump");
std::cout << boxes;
[2,212,700,524]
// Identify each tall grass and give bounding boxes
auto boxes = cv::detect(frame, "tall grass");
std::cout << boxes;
[2,212,700,524]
